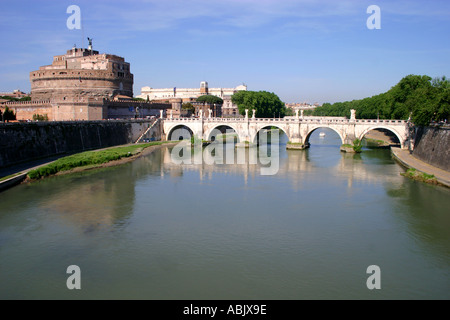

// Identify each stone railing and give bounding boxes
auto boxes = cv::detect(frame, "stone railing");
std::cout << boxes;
[355,119,407,125]
[164,117,408,125]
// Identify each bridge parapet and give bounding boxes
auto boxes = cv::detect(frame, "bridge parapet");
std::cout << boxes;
[355,119,407,125]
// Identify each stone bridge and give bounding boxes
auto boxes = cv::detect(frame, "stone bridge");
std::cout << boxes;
[161,109,410,149]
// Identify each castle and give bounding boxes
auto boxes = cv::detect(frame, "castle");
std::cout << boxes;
[1,45,171,121]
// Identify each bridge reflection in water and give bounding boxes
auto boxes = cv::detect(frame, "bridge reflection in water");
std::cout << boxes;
[157,129,402,190]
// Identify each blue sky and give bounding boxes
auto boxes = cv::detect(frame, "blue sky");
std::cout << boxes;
[0,0,449,104]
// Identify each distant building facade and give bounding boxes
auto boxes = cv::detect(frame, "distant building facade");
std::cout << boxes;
[138,81,247,101]
[0,89,29,99]
[138,81,246,118]
[285,102,321,111]
[222,96,241,117]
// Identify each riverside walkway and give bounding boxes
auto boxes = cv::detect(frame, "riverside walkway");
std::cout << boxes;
[391,147,450,188]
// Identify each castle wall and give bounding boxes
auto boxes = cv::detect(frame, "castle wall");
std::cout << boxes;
[0,120,158,168]
[2,99,172,121]
[412,125,450,172]
[1,101,53,121]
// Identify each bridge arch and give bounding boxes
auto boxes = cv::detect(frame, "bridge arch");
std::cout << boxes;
[358,126,403,148]
[204,124,241,142]
[304,126,345,145]
[252,124,289,144]
[166,124,194,141]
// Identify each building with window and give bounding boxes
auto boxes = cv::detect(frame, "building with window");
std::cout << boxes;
[138,81,247,102]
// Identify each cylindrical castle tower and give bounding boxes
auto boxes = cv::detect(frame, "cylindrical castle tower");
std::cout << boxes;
[30,47,133,101]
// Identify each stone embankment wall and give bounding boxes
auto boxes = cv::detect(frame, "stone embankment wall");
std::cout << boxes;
[0,120,160,168]
[412,125,450,172]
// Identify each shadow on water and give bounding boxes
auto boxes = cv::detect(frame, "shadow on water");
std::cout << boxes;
[386,177,450,263]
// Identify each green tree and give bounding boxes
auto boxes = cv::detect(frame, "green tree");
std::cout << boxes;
[182,103,195,112]
[2,106,16,122]
[196,95,223,104]
[311,74,449,125]
[231,91,286,118]
[435,89,450,123]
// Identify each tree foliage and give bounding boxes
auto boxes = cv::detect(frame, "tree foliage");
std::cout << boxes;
[312,75,449,126]
[33,114,48,121]
[196,95,223,104]
[231,91,286,118]
[0,96,30,102]
[1,107,16,121]
[182,103,194,111]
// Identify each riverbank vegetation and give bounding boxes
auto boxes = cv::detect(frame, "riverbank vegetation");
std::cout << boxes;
[364,138,388,148]
[27,141,171,180]
[340,139,363,153]
[306,75,449,126]
[401,168,439,185]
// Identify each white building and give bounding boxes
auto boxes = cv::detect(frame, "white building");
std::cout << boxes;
[137,81,247,101]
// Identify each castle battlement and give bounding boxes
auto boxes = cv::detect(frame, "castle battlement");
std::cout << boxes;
[3,100,51,105]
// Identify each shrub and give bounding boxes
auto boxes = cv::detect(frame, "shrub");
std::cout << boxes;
[352,139,362,153]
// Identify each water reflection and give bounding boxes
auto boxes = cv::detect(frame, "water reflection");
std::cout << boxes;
[0,165,137,234]
[155,142,403,191]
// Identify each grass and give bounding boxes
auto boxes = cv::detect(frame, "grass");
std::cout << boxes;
[401,168,438,185]
[27,141,170,180]
[364,138,385,145]
[0,172,23,182]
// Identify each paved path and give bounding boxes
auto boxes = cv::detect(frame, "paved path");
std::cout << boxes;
[0,158,60,192]
[391,147,450,187]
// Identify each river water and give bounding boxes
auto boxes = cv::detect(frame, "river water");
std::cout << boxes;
[0,128,449,299]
